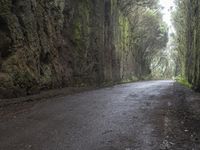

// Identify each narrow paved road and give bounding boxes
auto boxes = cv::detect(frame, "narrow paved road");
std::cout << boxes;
[1,80,200,150]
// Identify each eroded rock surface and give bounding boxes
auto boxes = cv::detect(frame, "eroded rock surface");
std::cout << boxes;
[0,0,137,98]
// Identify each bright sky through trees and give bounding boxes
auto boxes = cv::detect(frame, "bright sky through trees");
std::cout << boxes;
[158,0,176,75]
[159,0,175,34]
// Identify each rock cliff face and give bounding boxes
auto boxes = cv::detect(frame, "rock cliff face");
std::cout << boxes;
[185,0,200,91]
[0,0,148,98]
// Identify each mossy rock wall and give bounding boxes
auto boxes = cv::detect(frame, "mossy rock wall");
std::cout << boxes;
[185,0,200,91]
[0,0,139,98]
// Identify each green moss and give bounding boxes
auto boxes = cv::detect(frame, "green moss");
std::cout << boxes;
[1,55,19,73]
[1,53,40,91]
[175,75,192,88]
[72,1,90,49]
[118,11,131,51]
[0,0,12,16]
[40,65,52,86]
[121,76,139,83]
[12,70,39,90]
[73,20,82,41]
[111,0,117,15]
[0,73,13,88]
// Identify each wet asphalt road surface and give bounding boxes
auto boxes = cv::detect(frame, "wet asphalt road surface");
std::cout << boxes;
[1,80,200,150]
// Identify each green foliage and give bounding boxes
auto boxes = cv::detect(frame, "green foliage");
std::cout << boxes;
[118,0,168,79]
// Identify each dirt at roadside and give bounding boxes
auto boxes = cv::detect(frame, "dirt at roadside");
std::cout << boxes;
[153,83,200,149]
[0,86,96,119]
